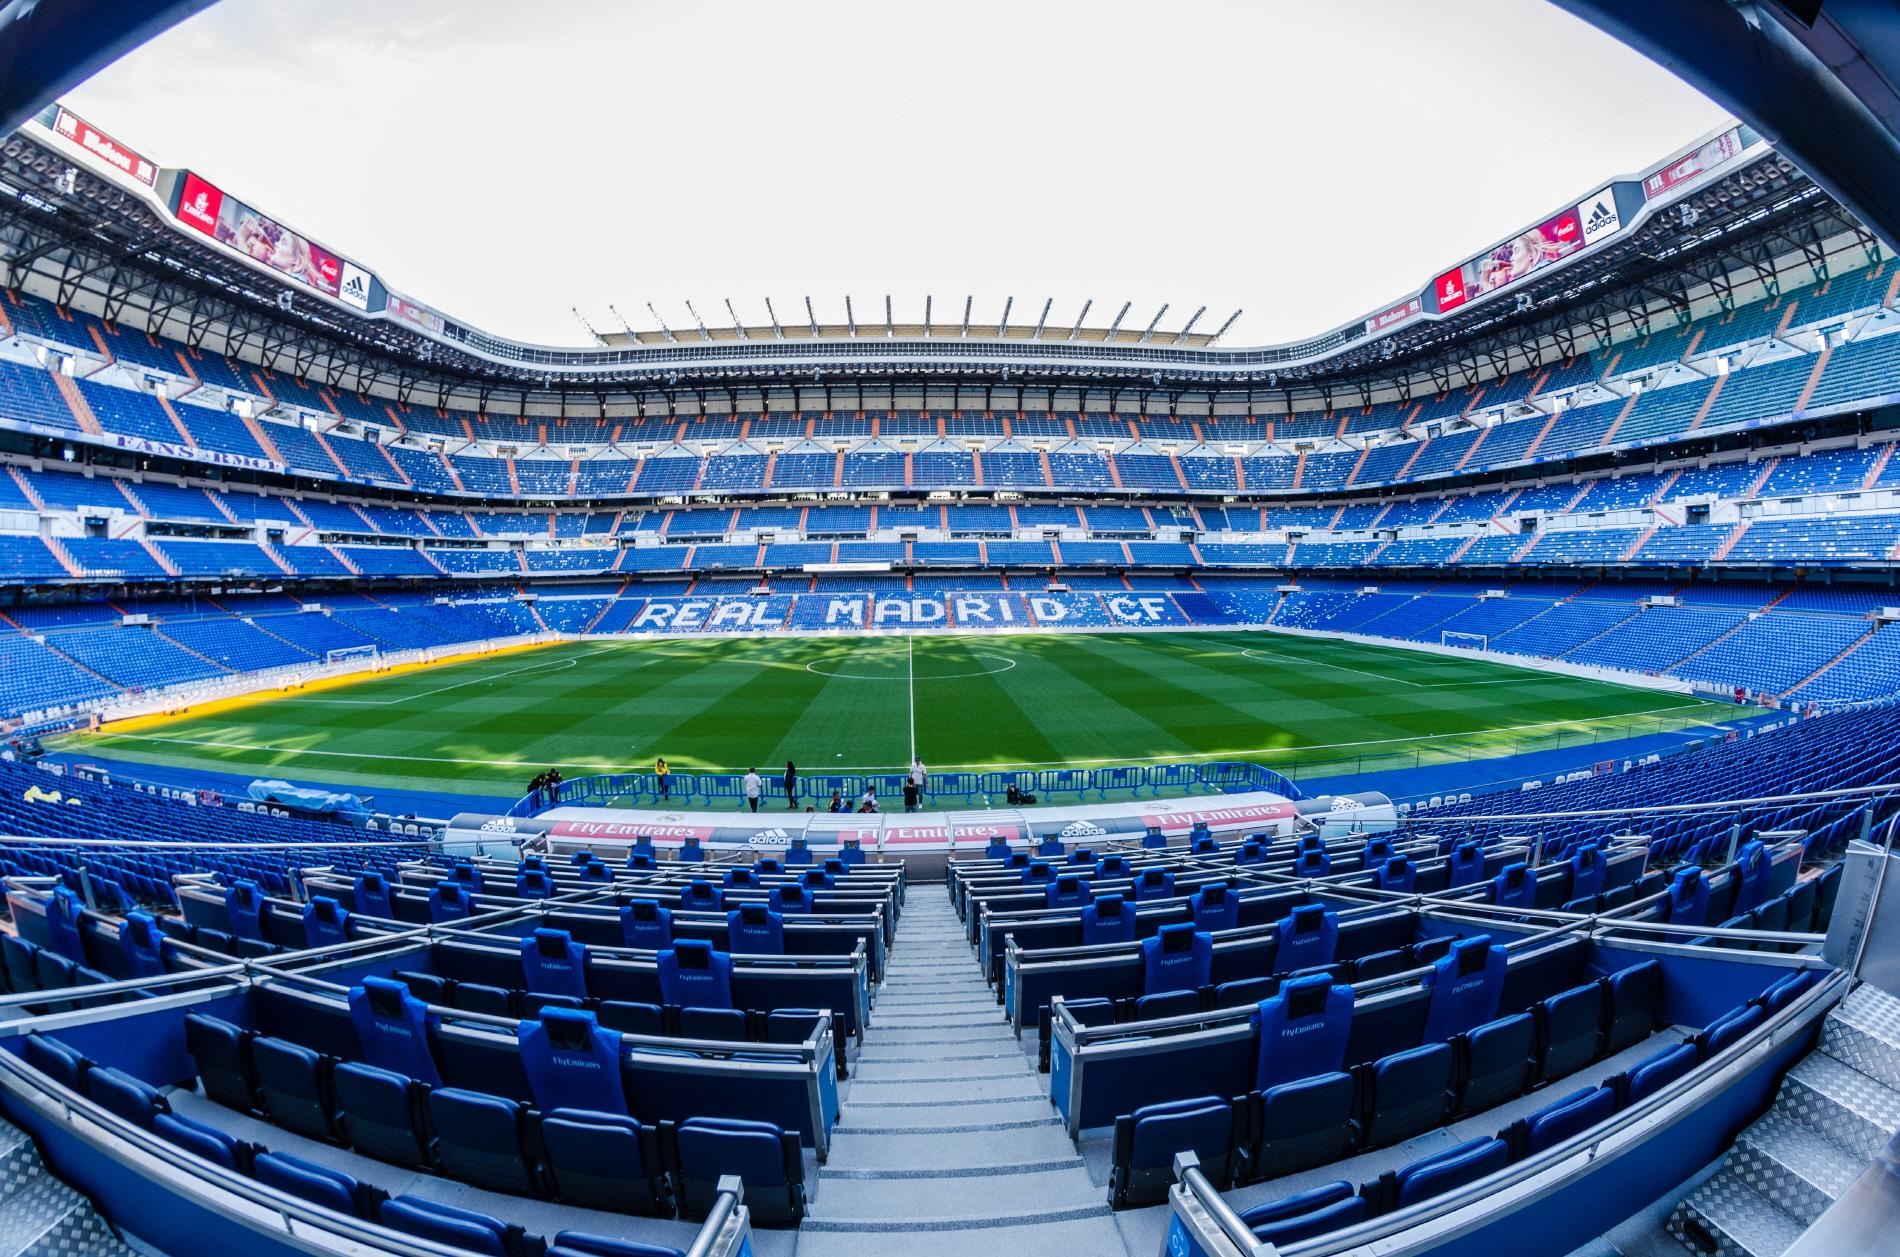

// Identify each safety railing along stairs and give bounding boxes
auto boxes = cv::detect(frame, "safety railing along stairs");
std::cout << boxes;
[0,1113,136,1257]
[1668,980,1900,1256]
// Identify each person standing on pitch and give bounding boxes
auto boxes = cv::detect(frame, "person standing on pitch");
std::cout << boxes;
[909,757,927,807]
[744,767,763,813]
[784,760,799,809]
[655,756,670,800]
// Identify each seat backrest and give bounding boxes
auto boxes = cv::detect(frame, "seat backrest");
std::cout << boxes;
[727,904,785,955]
[349,977,442,1085]
[522,928,589,998]
[1081,894,1137,945]
[1394,1136,1509,1206]
[1624,1041,1697,1105]
[254,1150,361,1216]
[1274,905,1338,972]
[1667,868,1710,926]
[379,1196,509,1257]
[621,900,672,950]
[674,1116,789,1187]
[1191,883,1239,932]
[519,1007,627,1114]
[1493,863,1535,909]
[1142,924,1212,996]
[1255,974,1354,1090]
[1524,1085,1615,1155]
[1421,937,1507,1043]
[656,940,733,1010]
[84,1066,166,1130]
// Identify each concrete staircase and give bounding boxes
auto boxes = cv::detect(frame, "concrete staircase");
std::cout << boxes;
[797,894,1122,1257]
[1667,981,1900,1256]
[0,1115,137,1256]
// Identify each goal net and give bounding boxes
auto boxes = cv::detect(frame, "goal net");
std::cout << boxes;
[1440,631,1489,651]
[325,644,381,667]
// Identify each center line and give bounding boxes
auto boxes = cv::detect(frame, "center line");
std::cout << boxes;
[907,635,918,763]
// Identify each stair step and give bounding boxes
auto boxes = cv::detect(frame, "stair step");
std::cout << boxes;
[1668,1173,1806,1257]
[793,1211,1126,1257]
[1819,982,1900,1090]
[1776,1054,1900,1160]
[1730,1115,1863,1224]
[0,1142,136,1257]
[809,1164,1101,1222]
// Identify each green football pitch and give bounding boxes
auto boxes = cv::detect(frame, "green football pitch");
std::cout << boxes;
[62,631,1745,804]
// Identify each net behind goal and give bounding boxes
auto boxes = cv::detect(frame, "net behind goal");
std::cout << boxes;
[1440,631,1489,651]
[325,644,381,666]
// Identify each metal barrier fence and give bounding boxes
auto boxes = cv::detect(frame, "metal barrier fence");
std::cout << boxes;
[509,759,1304,817]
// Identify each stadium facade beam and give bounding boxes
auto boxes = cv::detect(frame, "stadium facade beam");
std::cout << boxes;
[1554,0,1900,251]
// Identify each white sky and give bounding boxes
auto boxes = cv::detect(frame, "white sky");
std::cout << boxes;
[64,0,1729,349]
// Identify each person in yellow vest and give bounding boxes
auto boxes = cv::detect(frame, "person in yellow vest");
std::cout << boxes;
[655,756,670,800]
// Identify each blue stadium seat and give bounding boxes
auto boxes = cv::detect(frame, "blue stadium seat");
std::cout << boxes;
[1246,1071,1356,1179]
[426,1088,539,1196]
[253,1150,372,1217]
[185,1013,254,1111]
[1191,883,1239,931]
[1361,1042,1452,1148]
[1112,1095,1237,1206]
[1602,959,1663,1054]
[1240,1180,1367,1246]
[1143,924,1213,996]
[1456,1013,1535,1115]
[1255,974,1354,1089]
[549,1235,686,1257]
[1390,1136,1511,1207]
[22,1034,88,1091]
[84,1066,168,1130]
[1537,983,1606,1083]
[540,1109,670,1215]
[1081,894,1137,944]
[154,1110,246,1171]
[332,1061,427,1167]
[1622,1041,1698,1106]
[670,1116,804,1225]
[378,1195,521,1257]
[251,1036,333,1139]
[1274,905,1338,971]
[1699,1004,1766,1058]
[1520,1086,1616,1156]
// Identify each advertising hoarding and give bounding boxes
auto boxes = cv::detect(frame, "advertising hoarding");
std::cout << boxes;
[173,171,345,298]
[1644,128,1746,199]
[50,107,156,186]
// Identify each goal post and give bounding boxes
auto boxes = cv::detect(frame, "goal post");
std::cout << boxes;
[325,644,381,667]
[1440,631,1489,651]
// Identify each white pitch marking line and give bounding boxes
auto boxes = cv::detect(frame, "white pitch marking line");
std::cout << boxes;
[96,700,1721,775]
[293,648,612,706]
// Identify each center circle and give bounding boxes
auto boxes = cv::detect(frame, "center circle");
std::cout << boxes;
[803,651,1018,681]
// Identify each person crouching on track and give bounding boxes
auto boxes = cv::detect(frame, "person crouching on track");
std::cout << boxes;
[744,767,763,813]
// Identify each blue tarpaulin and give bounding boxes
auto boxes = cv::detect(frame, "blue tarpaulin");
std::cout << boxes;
[247,779,373,819]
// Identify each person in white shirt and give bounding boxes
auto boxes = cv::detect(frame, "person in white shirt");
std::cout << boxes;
[743,768,763,813]
[908,757,926,799]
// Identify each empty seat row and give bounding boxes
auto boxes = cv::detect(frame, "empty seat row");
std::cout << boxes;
[19,1032,699,1255]
[1107,958,1664,1207]
[182,1012,806,1225]
[1229,971,1821,1245]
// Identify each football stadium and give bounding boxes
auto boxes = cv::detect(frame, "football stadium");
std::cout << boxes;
[2,3,1900,1256]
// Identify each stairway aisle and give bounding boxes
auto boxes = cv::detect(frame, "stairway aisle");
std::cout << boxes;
[0,1115,137,1257]
[1667,981,1900,1257]
[797,892,1133,1256]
